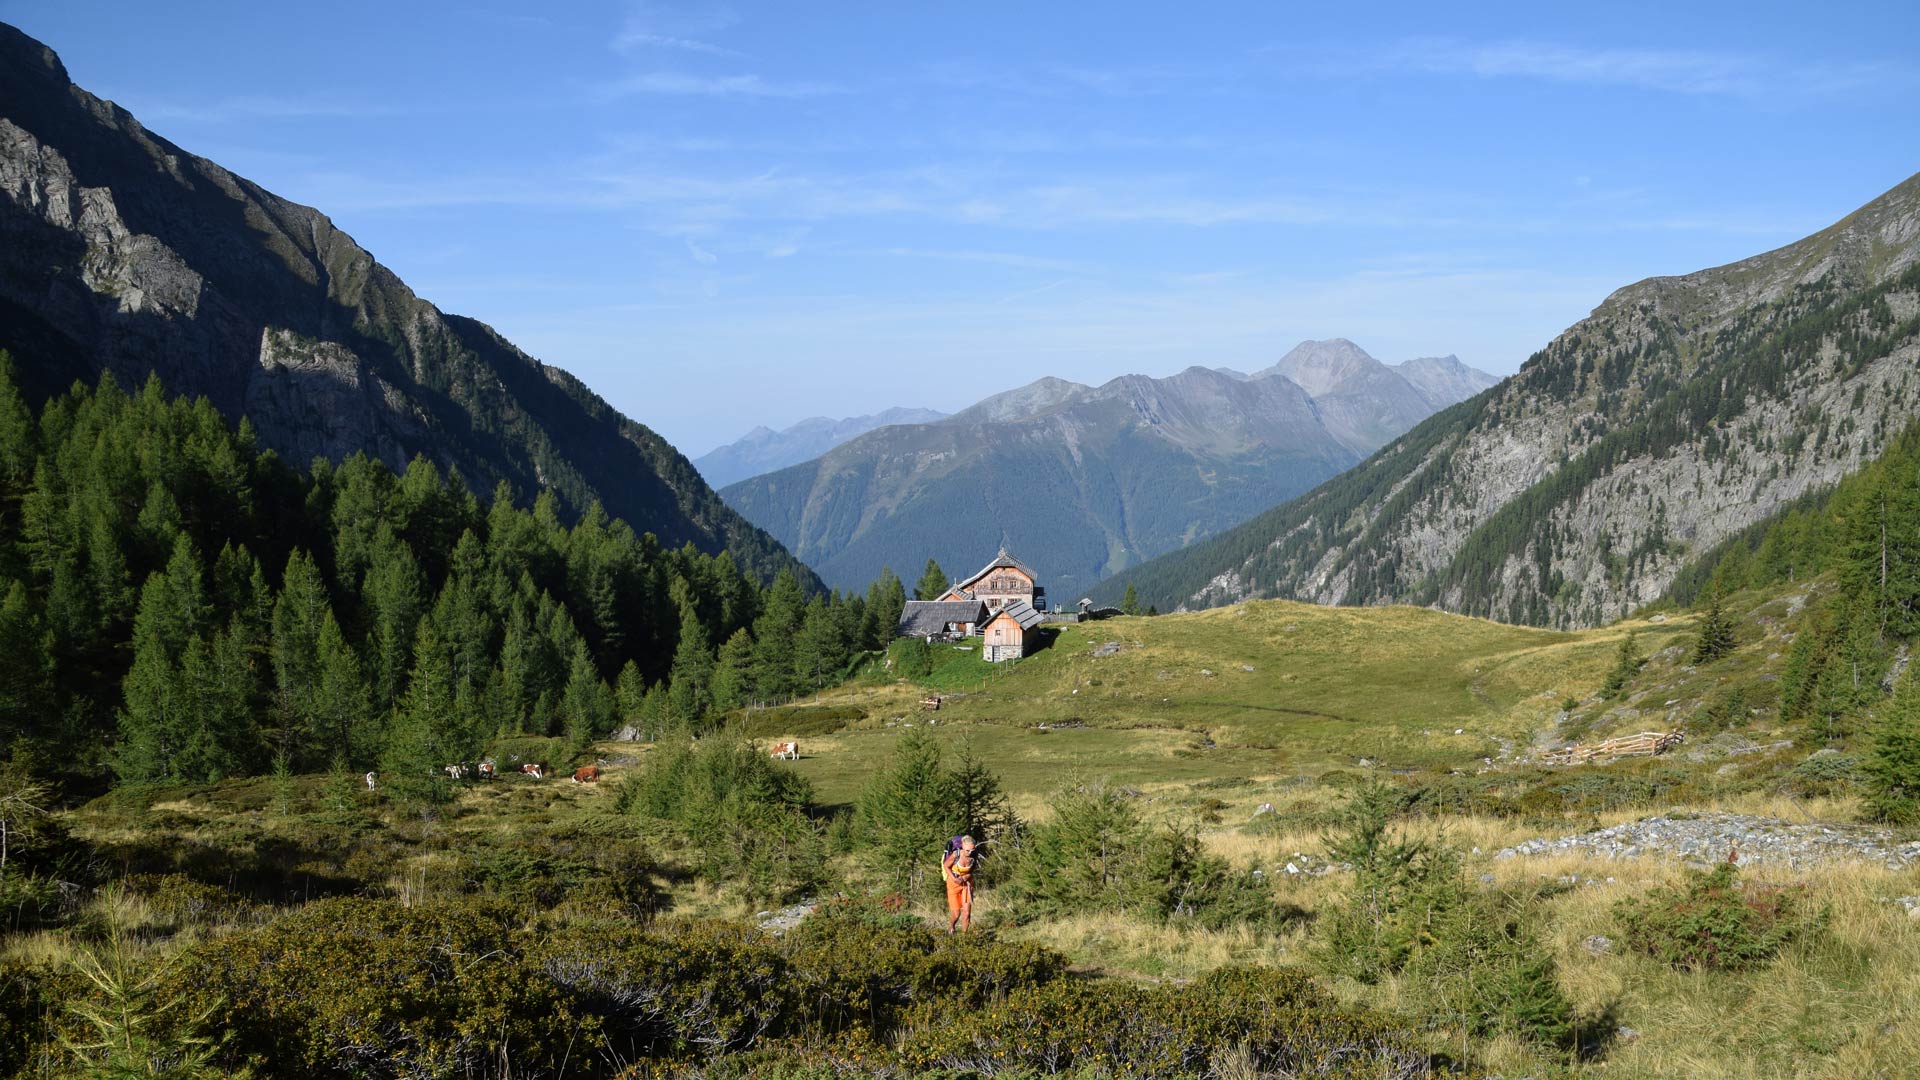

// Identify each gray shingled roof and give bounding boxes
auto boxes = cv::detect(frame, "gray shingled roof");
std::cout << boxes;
[988,598,1045,630]
[955,547,1039,590]
[897,600,987,637]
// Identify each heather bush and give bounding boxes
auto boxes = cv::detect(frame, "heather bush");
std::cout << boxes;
[1614,862,1827,971]
[898,966,1441,1078]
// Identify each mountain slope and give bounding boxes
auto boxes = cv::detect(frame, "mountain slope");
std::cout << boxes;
[694,406,947,488]
[0,22,815,587]
[720,344,1495,593]
[1101,172,1920,627]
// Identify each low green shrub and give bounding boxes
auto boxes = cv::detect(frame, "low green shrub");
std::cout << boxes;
[739,704,865,739]
[898,966,1439,1078]
[456,823,664,914]
[1613,863,1827,971]
[1009,785,1283,929]
[1779,752,1862,797]
[125,874,255,929]
[619,737,825,904]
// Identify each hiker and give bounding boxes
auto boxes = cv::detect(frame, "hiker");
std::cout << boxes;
[942,834,977,933]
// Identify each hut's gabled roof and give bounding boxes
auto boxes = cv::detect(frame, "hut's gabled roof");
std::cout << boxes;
[954,547,1038,590]
[897,600,988,637]
[986,598,1045,630]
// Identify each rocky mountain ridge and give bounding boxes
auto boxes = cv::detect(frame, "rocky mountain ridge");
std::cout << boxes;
[719,342,1497,593]
[1101,172,1920,627]
[694,406,948,489]
[0,22,815,587]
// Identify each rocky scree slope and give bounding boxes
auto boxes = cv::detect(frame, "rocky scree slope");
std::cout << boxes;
[0,23,814,587]
[1104,172,1920,627]
[720,342,1492,593]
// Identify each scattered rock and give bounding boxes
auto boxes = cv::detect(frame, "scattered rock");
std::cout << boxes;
[611,724,644,741]
[1496,812,1920,870]
[1583,934,1614,956]
[754,901,818,934]
[1091,641,1124,658]
[1200,668,1216,677]
[1240,664,1255,672]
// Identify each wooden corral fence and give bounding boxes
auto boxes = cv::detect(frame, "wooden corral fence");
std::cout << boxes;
[1539,730,1685,766]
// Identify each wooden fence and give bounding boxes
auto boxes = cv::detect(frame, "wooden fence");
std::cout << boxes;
[1538,730,1685,766]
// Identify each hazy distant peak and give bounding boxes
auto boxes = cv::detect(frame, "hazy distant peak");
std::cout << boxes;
[693,405,947,487]
[1391,355,1503,410]
[1258,338,1387,397]
[951,375,1091,424]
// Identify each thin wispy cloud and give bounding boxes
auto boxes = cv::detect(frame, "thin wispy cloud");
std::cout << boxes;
[594,72,840,99]
[1360,38,1908,99]
[870,248,1088,273]
[133,95,407,124]
[612,1,744,57]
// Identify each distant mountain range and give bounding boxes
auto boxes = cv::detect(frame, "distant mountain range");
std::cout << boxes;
[1099,172,1920,628]
[0,23,816,588]
[694,407,948,489]
[719,342,1499,593]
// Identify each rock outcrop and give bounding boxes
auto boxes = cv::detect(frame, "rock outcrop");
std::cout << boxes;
[0,22,814,587]
[1107,172,1920,627]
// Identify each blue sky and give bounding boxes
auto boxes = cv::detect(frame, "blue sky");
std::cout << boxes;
[4,1,1916,456]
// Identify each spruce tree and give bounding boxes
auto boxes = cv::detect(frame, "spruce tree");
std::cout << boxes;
[1866,666,1920,823]
[615,660,647,723]
[1691,586,1736,664]
[913,558,948,602]
[313,614,371,765]
[382,618,459,807]
[855,727,962,894]
[751,571,803,702]
[667,601,714,724]
[1121,583,1140,616]
[1601,629,1644,699]
[561,639,616,756]
[864,567,907,650]
[709,628,755,715]
[270,549,330,758]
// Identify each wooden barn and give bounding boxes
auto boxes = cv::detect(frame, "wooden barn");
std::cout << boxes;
[981,599,1044,662]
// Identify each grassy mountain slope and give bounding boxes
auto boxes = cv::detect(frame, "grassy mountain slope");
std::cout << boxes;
[0,23,814,587]
[1100,172,1920,627]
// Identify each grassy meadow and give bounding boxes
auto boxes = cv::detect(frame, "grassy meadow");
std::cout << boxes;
[11,584,1920,1079]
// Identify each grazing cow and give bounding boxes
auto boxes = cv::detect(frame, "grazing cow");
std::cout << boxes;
[477,759,496,781]
[364,771,377,791]
[444,764,467,781]
[571,765,601,784]
[771,741,799,761]
[520,763,544,780]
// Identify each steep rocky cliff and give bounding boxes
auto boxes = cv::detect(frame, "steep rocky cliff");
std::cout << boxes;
[720,344,1494,592]
[1103,172,1920,627]
[0,22,814,587]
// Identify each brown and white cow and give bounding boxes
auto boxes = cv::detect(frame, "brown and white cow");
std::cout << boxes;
[477,759,496,781]
[520,763,544,780]
[771,741,799,761]
[571,765,601,784]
